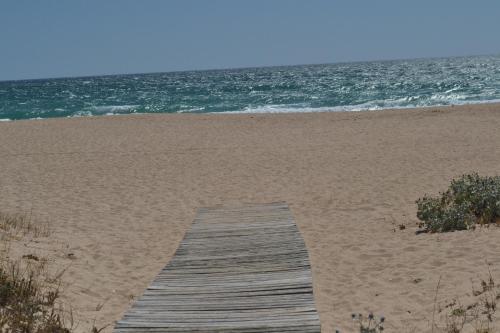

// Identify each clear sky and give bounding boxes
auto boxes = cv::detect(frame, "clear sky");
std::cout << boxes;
[1,0,499,81]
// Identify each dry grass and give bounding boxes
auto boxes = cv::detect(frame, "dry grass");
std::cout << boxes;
[434,270,500,333]
[0,257,73,333]
[0,211,50,240]
[0,210,105,333]
[337,272,500,333]
[0,210,71,333]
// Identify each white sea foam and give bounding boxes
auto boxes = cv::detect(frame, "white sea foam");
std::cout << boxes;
[218,99,500,115]
[221,103,386,114]
[176,107,206,113]
[90,105,139,114]
[68,111,92,118]
[68,109,146,118]
[0,118,12,122]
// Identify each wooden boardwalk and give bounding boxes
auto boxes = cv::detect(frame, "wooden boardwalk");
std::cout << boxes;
[114,202,321,333]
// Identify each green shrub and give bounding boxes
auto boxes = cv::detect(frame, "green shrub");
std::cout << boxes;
[416,173,500,233]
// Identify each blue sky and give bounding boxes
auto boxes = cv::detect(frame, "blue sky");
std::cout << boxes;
[1,0,499,80]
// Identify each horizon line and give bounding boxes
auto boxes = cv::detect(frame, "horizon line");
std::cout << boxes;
[1,52,499,83]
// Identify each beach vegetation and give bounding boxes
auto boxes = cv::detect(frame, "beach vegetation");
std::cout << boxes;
[352,312,385,332]
[434,271,500,333]
[0,211,50,239]
[335,270,500,333]
[0,258,71,333]
[1,210,105,333]
[335,313,385,333]
[416,173,500,233]
[0,211,71,333]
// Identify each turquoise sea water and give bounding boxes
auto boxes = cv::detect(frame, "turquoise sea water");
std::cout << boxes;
[1,55,500,120]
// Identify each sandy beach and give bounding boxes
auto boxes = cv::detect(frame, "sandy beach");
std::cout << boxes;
[1,103,500,332]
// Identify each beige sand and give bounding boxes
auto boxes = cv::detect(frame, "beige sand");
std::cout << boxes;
[1,103,500,332]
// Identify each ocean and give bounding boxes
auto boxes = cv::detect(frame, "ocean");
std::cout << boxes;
[1,55,500,121]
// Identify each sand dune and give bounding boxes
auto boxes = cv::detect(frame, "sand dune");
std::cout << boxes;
[1,103,500,332]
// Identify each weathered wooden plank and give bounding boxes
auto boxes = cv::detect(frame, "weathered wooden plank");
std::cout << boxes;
[113,202,321,332]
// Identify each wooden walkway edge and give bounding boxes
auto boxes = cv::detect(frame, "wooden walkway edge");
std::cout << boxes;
[113,202,321,332]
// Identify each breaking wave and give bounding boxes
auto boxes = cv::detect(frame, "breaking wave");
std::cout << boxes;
[1,55,500,120]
